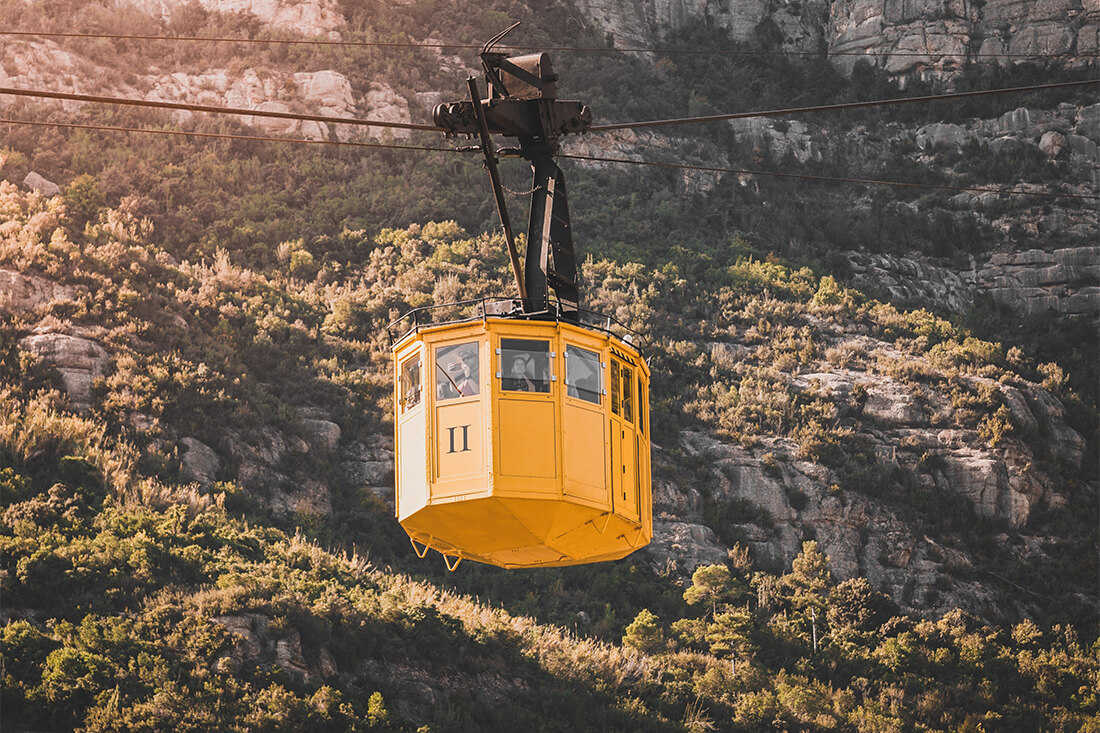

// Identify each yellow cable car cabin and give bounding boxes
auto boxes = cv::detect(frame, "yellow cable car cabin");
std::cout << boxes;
[390,41,651,569]
[392,313,651,568]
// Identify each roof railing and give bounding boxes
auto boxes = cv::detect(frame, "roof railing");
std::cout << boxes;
[387,296,645,348]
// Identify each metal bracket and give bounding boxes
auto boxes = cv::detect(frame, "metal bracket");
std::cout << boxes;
[443,555,463,572]
[410,537,430,559]
[588,512,612,535]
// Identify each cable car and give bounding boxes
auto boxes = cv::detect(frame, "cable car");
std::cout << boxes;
[389,28,652,569]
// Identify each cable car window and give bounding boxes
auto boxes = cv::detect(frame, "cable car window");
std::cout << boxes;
[400,354,421,412]
[637,376,645,434]
[565,345,601,404]
[621,364,634,423]
[435,342,479,401]
[610,360,620,415]
[500,339,550,393]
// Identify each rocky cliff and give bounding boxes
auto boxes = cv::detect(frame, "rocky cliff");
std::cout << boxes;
[574,0,1099,78]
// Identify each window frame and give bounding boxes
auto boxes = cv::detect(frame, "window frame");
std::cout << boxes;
[564,344,602,405]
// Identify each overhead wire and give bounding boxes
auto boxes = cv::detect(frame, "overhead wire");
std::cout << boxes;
[2,29,1098,59]
[588,79,1099,131]
[559,152,1099,201]
[2,79,1094,138]
[0,86,445,132]
[0,117,462,153]
[3,116,1093,201]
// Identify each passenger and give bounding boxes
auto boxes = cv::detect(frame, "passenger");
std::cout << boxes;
[437,344,480,400]
[454,357,477,396]
[504,353,538,392]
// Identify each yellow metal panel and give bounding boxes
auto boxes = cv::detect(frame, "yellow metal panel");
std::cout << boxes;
[618,429,638,522]
[433,399,486,498]
[498,398,557,481]
[562,401,608,505]
[499,497,591,545]
[402,497,542,557]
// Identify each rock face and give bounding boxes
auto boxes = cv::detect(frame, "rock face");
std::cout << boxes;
[840,241,1097,322]
[0,40,411,143]
[18,333,109,409]
[574,0,1096,79]
[573,0,826,51]
[644,339,1086,619]
[212,613,333,682]
[144,0,346,39]
[143,67,360,140]
[646,519,728,576]
[0,269,76,314]
[973,246,1100,316]
[340,435,395,498]
[827,0,1096,78]
[844,252,975,312]
[563,129,729,193]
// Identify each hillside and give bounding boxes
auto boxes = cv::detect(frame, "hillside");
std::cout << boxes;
[1,1,1098,731]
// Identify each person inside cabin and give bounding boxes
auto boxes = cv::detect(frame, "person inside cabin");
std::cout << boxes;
[455,354,477,396]
[504,353,538,392]
[437,343,479,400]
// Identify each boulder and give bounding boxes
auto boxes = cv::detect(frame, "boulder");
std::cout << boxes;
[274,630,311,680]
[916,122,971,151]
[213,614,266,659]
[301,418,341,452]
[862,381,925,427]
[23,172,60,196]
[179,437,220,485]
[18,332,109,408]
[1038,130,1065,157]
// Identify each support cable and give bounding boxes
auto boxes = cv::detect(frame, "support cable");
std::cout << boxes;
[4,80,1094,138]
[559,152,1100,201]
[0,85,445,132]
[0,117,464,153]
[589,79,1098,131]
[2,117,1093,200]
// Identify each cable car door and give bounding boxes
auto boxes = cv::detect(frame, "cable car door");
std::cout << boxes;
[610,357,640,522]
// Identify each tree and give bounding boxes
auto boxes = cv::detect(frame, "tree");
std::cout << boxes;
[63,174,105,235]
[782,541,835,653]
[684,564,747,618]
[784,541,833,612]
[827,578,898,632]
[704,608,755,666]
[622,608,664,654]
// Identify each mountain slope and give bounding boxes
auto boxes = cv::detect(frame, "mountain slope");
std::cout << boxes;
[1,1,1097,730]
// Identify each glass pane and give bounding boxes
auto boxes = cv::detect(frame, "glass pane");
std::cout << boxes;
[621,365,633,422]
[400,354,421,412]
[610,360,620,415]
[565,345,601,404]
[637,377,645,434]
[500,338,550,393]
[435,342,479,401]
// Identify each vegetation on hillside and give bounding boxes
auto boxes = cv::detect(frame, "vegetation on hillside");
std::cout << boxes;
[1,175,1097,729]
[1,1,1097,729]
